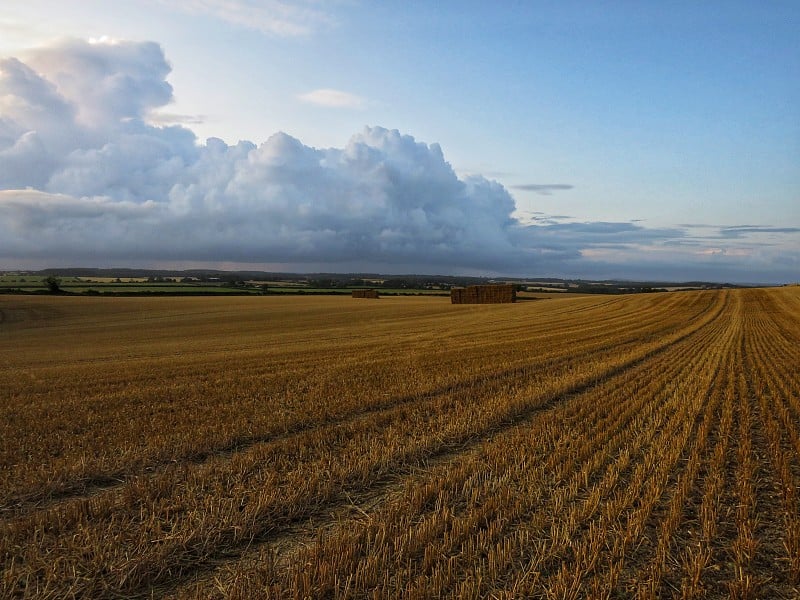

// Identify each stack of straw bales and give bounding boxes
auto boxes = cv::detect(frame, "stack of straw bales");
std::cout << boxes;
[352,289,380,299]
[451,284,516,304]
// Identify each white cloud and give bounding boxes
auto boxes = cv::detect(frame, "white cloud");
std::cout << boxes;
[298,88,367,109]
[0,39,524,269]
[23,38,174,128]
[0,38,797,283]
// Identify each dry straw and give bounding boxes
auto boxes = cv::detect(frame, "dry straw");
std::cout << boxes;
[451,284,516,304]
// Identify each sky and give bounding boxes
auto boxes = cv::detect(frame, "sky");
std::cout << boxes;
[0,1,798,283]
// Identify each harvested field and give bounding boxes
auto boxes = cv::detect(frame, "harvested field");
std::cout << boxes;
[1,288,799,598]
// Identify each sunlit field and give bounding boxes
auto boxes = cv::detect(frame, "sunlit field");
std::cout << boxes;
[2,289,799,598]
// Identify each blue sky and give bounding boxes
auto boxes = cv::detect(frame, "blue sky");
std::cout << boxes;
[0,1,798,282]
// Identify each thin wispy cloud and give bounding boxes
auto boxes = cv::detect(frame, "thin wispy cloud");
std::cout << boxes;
[719,225,800,238]
[298,88,367,109]
[515,211,573,226]
[511,183,574,195]
[158,0,336,37]
[675,224,800,241]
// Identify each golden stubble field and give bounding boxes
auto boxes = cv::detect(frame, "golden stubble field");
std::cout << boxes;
[1,289,799,599]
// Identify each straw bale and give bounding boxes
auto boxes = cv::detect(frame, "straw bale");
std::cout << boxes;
[451,284,516,304]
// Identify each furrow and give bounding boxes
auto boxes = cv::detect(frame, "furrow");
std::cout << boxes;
[0,291,714,516]
[181,290,732,596]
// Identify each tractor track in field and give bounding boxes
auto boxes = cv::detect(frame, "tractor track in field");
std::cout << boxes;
[12,288,799,600]
[740,298,800,598]
[116,293,730,599]
[1,292,723,519]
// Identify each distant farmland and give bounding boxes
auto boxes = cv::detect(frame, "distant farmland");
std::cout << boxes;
[1,289,799,598]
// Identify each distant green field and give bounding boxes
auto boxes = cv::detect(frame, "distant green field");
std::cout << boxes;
[0,277,251,294]
[0,275,451,296]
[0,275,82,285]
[71,286,250,294]
[265,287,448,295]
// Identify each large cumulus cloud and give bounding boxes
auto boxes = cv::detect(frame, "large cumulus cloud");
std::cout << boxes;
[1,39,797,282]
[0,38,537,270]
[0,39,196,196]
